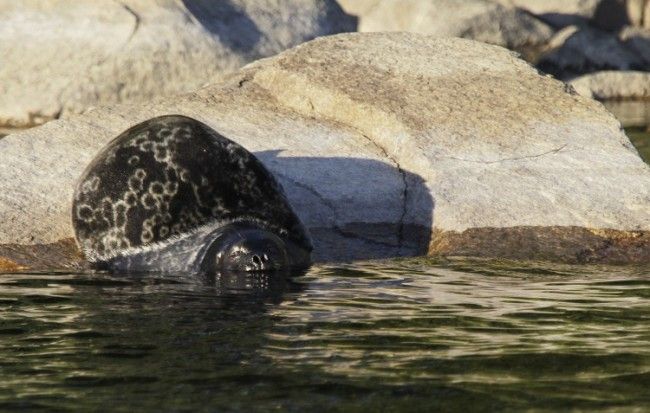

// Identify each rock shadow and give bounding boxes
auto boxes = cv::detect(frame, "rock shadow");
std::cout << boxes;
[255,151,434,263]
[592,0,633,32]
[536,25,648,79]
[181,0,262,54]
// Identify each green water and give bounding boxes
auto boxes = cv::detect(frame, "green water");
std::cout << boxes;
[1,260,649,412]
[625,127,650,164]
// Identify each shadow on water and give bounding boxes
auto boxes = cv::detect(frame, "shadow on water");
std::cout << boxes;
[254,150,435,262]
[181,0,262,54]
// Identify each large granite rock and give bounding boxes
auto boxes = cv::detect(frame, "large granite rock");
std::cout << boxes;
[0,33,648,270]
[339,0,554,59]
[0,0,355,128]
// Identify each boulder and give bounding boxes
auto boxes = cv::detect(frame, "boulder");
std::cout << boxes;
[570,70,650,99]
[0,33,648,269]
[537,25,646,78]
[0,0,355,129]
[342,0,554,60]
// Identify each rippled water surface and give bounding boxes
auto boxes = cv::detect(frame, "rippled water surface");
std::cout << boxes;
[1,259,649,412]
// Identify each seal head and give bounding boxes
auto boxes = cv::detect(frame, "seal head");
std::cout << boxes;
[202,223,290,272]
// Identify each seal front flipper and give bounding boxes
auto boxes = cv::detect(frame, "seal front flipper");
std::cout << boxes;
[71,115,312,273]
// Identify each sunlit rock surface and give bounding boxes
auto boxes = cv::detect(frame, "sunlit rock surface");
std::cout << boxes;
[0,33,649,269]
[0,0,355,128]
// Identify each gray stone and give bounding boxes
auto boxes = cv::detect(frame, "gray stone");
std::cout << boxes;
[0,0,355,128]
[343,0,554,59]
[0,33,648,268]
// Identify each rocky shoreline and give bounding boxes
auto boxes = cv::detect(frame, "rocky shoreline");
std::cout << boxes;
[1,32,648,269]
[1,2,649,269]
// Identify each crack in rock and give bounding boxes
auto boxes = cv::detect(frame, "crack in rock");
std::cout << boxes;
[237,75,252,88]
[275,171,401,250]
[332,226,401,249]
[275,171,337,214]
[360,134,409,252]
[118,2,141,44]
[442,144,569,164]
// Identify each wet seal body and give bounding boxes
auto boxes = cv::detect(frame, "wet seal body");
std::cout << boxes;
[71,115,312,273]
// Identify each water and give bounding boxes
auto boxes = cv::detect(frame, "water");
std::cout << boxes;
[603,100,650,164]
[1,259,649,412]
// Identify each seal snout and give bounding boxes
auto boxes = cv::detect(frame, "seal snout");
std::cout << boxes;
[208,224,290,273]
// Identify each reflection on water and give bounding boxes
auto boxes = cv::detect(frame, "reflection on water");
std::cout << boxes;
[0,260,649,411]
[625,127,650,164]
[598,100,650,164]
[604,100,650,128]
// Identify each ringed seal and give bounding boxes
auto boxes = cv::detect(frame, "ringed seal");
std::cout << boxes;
[71,115,312,273]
